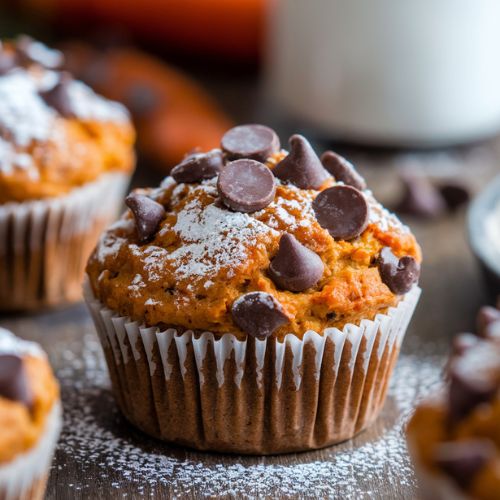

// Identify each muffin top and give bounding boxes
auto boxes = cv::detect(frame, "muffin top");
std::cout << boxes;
[408,305,500,498]
[87,125,421,341]
[0,36,135,204]
[0,328,60,464]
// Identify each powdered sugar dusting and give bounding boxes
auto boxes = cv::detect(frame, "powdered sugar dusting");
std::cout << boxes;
[64,80,129,123]
[365,189,408,233]
[0,70,57,146]
[0,137,36,177]
[168,194,276,283]
[0,327,44,358]
[54,330,443,498]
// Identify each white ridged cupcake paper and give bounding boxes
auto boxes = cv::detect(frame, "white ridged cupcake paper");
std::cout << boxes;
[85,279,420,454]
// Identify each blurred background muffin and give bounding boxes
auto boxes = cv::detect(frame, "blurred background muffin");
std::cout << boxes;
[0,327,61,500]
[0,36,135,311]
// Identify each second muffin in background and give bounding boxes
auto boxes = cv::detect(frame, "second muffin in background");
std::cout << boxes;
[85,125,421,454]
[0,36,135,311]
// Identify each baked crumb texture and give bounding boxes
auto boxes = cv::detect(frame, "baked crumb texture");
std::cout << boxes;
[88,125,421,341]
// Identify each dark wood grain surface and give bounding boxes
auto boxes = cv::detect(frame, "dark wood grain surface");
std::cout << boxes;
[1,73,500,498]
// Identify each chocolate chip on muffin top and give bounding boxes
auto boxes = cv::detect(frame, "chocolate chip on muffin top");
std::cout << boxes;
[88,125,421,340]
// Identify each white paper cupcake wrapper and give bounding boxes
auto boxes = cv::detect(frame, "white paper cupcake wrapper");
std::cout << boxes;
[0,172,130,310]
[84,279,420,454]
[0,402,62,500]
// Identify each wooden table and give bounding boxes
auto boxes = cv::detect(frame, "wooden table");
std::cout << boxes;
[1,75,499,498]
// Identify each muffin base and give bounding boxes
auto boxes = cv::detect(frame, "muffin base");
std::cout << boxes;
[0,173,130,311]
[85,281,420,455]
[0,402,62,500]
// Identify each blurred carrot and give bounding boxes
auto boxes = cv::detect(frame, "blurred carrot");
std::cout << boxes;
[23,0,266,60]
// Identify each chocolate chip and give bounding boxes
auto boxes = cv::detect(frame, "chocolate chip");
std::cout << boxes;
[452,333,479,357]
[269,233,324,292]
[0,354,33,409]
[321,151,366,191]
[221,124,280,162]
[476,306,500,338]
[39,73,75,118]
[15,35,63,69]
[434,439,494,490]
[313,185,369,240]
[217,159,276,213]
[273,135,330,190]
[394,173,446,219]
[438,182,470,212]
[449,364,497,422]
[231,292,288,339]
[123,83,159,118]
[377,247,420,295]
[171,150,224,184]
[125,193,166,243]
[0,52,17,76]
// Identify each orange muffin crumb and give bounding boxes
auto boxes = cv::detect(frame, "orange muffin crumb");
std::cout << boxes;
[87,132,420,341]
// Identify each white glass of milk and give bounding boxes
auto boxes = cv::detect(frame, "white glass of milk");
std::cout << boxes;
[265,0,500,146]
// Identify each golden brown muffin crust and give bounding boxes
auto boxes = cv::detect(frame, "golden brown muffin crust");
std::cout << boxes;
[0,39,135,203]
[87,148,421,341]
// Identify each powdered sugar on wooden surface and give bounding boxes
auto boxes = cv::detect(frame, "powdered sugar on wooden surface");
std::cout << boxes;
[52,328,443,498]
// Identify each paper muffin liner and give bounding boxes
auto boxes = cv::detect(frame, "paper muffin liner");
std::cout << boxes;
[84,280,420,454]
[0,402,62,500]
[0,172,130,311]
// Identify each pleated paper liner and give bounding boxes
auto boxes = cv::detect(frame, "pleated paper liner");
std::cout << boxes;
[0,402,62,500]
[0,172,130,311]
[84,280,420,455]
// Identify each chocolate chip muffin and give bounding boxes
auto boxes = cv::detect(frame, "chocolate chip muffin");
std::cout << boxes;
[85,124,421,454]
[408,305,500,499]
[0,328,61,500]
[0,35,135,311]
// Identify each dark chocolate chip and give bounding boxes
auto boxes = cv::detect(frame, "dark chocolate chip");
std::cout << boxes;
[221,124,280,162]
[39,73,75,118]
[231,292,288,339]
[321,151,366,191]
[394,173,446,219]
[15,35,63,69]
[476,306,500,338]
[434,439,494,490]
[171,150,224,184]
[438,182,470,212]
[377,247,420,295]
[313,185,369,240]
[0,51,17,76]
[123,83,159,118]
[452,333,479,357]
[273,135,330,190]
[217,159,276,213]
[449,364,497,422]
[125,193,166,243]
[269,233,324,292]
[0,354,33,409]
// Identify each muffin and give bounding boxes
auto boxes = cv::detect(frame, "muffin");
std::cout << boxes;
[85,124,421,454]
[408,305,500,499]
[0,35,135,311]
[0,327,61,499]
